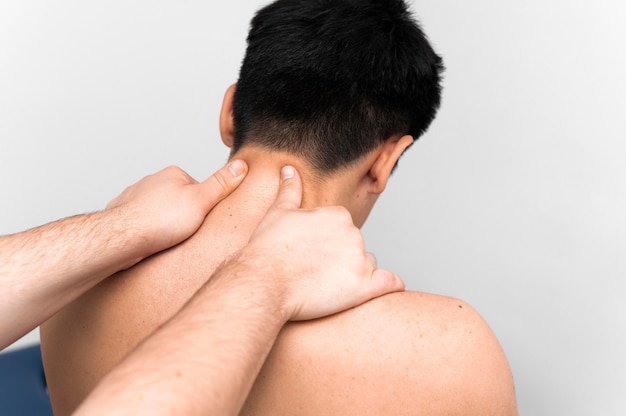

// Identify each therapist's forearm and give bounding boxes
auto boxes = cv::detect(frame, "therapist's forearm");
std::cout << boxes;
[74,255,287,416]
[0,208,156,349]
[0,161,248,350]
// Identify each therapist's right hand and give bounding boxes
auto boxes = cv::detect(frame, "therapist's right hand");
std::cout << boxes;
[240,165,405,322]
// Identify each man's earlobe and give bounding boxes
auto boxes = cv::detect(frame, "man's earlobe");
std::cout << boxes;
[220,84,237,148]
[368,135,414,194]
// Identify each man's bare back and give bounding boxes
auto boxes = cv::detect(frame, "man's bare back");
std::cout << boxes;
[242,292,516,415]
[41,150,517,415]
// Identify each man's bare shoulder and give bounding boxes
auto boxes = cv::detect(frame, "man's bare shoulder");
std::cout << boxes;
[243,291,518,416]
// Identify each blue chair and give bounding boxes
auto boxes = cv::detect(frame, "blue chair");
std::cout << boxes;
[0,344,53,415]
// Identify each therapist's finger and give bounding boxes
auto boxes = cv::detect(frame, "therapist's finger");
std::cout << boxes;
[198,159,248,211]
[270,166,303,210]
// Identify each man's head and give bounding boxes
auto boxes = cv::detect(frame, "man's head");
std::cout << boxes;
[224,0,444,176]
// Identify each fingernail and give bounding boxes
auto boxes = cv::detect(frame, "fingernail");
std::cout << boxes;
[281,166,295,181]
[228,160,245,177]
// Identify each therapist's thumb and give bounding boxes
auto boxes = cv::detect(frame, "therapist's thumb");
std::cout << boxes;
[271,166,303,210]
[199,159,248,211]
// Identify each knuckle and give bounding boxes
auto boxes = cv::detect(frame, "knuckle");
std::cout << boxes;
[325,205,352,222]
[159,165,185,181]
[163,165,179,174]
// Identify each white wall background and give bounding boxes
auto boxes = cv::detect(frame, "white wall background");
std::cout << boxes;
[1,1,624,414]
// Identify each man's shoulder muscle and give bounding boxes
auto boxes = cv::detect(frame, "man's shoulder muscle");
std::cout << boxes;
[243,291,517,416]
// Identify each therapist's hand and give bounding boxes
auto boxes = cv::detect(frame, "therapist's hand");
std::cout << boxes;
[106,160,248,257]
[238,165,405,321]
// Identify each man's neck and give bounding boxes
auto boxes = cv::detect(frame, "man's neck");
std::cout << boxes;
[226,146,349,208]
[194,146,376,272]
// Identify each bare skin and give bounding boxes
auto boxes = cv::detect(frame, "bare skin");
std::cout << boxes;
[73,166,404,415]
[42,146,517,415]
[242,293,516,415]
[0,161,248,350]
[42,83,516,416]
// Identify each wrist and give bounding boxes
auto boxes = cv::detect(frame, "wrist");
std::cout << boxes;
[101,205,153,270]
[214,248,293,325]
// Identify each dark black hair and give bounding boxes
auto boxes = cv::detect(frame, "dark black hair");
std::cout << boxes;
[232,0,444,173]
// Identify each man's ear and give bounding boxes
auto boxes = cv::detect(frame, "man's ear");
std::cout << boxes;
[219,84,237,148]
[367,135,414,194]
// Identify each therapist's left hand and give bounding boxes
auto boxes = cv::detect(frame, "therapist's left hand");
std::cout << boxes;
[106,160,248,256]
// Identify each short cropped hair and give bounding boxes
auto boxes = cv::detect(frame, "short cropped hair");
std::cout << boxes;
[232,0,444,173]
